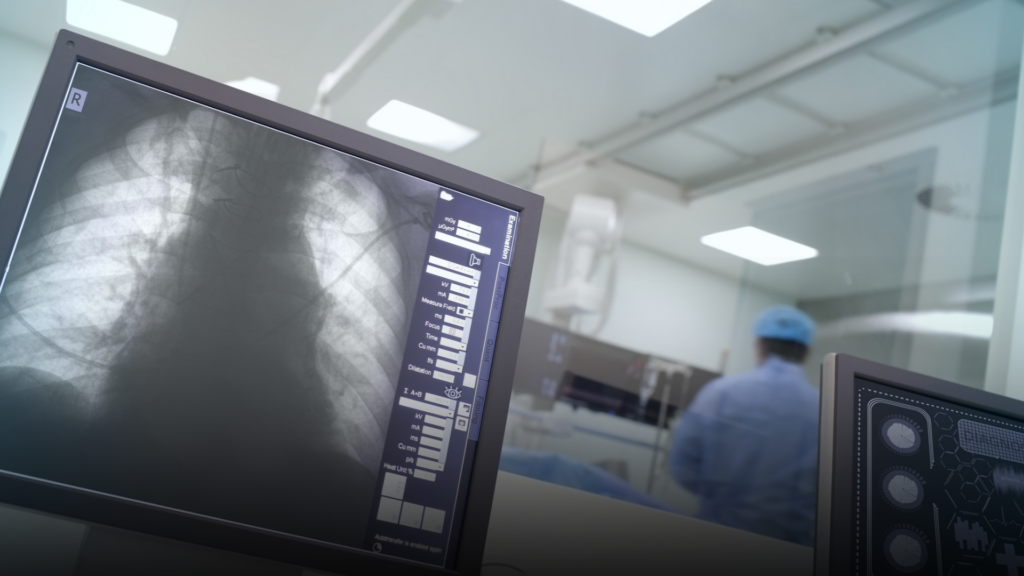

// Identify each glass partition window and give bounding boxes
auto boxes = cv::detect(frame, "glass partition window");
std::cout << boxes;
[2,0,1024,549]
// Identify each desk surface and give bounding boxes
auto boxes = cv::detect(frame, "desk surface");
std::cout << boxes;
[0,471,812,575]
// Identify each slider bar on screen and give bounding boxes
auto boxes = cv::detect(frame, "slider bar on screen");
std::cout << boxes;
[435,232,491,255]
[425,265,478,288]
[399,397,454,418]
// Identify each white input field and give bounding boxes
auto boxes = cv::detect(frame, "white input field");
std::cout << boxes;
[440,337,466,351]
[437,348,459,362]
[463,374,477,389]
[425,265,478,288]
[417,458,444,472]
[424,415,447,428]
[450,283,472,296]
[414,469,436,482]
[441,325,464,339]
[432,370,455,383]
[458,220,481,234]
[435,232,491,255]
[455,228,480,242]
[422,425,445,439]
[399,397,454,418]
[444,315,467,328]
[428,255,481,280]
[418,446,441,460]
[420,435,444,450]
[436,359,463,373]
[449,293,470,307]
[425,392,453,407]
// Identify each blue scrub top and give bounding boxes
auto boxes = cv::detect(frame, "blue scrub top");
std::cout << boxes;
[669,356,819,545]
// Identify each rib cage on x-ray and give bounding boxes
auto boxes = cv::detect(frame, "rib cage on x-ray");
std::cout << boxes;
[0,96,435,543]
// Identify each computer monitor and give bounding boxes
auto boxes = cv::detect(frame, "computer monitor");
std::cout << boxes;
[0,30,542,575]
[817,353,1024,576]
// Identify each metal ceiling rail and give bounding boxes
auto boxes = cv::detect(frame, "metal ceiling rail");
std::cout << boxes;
[311,0,450,118]
[687,67,1019,197]
[522,0,981,192]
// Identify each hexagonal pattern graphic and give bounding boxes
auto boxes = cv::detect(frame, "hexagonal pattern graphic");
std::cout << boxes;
[960,466,979,484]
[961,482,982,503]
[941,452,962,471]
[934,412,954,430]
[939,434,959,453]
[976,476,993,495]
[975,459,993,477]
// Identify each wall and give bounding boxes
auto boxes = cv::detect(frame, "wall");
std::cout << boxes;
[525,206,791,374]
[0,32,48,189]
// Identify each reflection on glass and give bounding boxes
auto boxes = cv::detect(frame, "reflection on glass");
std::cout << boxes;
[504,0,1024,543]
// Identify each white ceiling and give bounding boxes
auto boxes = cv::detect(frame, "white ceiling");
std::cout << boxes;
[0,0,884,182]
[0,0,1020,302]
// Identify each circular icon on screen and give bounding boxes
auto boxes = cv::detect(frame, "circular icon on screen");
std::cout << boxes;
[881,416,922,455]
[882,468,925,510]
[373,542,383,553]
[883,527,928,573]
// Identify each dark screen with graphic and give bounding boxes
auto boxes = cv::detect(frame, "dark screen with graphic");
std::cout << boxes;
[852,378,1024,575]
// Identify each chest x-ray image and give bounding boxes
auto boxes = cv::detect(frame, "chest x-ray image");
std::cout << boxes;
[0,65,436,546]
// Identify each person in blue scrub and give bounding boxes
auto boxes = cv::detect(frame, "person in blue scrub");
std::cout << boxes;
[669,306,819,546]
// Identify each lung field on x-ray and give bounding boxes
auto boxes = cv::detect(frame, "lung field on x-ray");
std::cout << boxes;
[0,65,436,546]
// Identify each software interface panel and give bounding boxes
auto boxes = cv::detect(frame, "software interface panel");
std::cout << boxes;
[853,379,1024,576]
[0,63,518,568]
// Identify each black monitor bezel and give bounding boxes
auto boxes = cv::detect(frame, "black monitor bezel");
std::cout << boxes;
[815,352,1024,576]
[0,29,543,576]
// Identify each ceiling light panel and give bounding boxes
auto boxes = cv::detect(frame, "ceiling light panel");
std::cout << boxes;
[225,77,281,102]
[367,100,480,152]
[700,226,818,266]
[561,0,713,37]
[67,0,178,56]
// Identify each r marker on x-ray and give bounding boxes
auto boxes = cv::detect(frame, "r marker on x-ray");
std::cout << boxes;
[371,188,518,550]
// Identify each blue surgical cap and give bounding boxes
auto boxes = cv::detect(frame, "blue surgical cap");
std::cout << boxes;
[755,306,815,346]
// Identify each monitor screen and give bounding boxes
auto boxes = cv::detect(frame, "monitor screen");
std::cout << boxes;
[0,42,533,572]
[818,354,1024,576]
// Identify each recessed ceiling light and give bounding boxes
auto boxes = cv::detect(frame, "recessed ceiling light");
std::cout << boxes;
[700,226,818,266]
[225,77,281,102]
[67,0,178,56]
[561,0,713,37]
[367,100,480,152]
